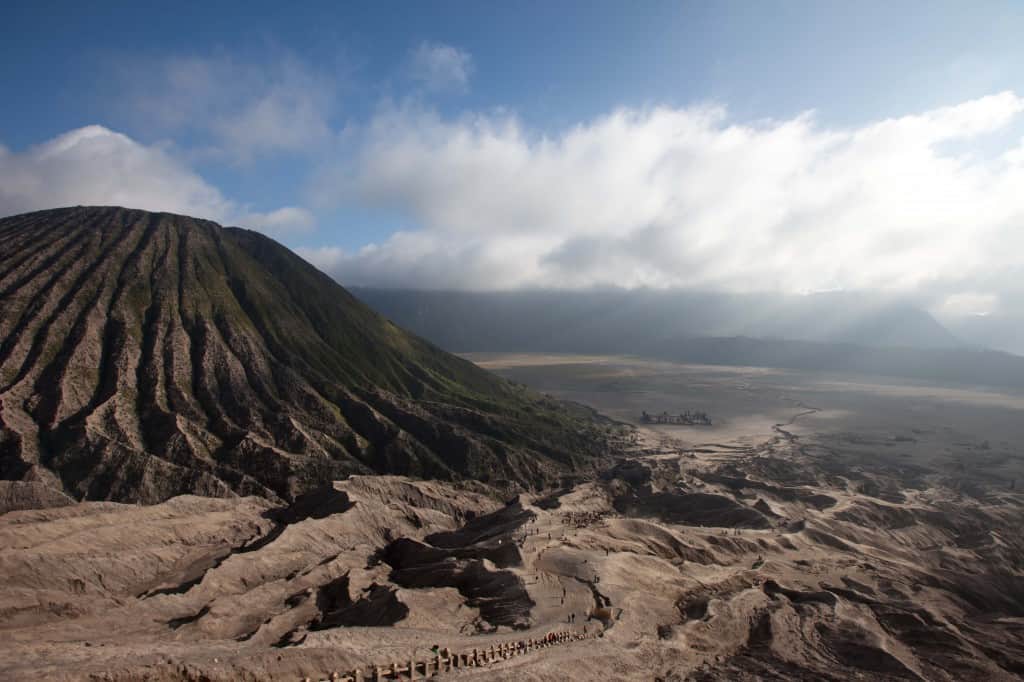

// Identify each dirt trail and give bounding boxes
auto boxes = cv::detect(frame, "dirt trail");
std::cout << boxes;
[771,400,822,447]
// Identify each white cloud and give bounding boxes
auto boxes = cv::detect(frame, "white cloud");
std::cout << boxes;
[309,92,1024,312]
[119,53,337,162]
[0,125,314,237]
[934,292,999,317]
[0,126,233,218]
[408,42,473,92]
[238,206,316,234]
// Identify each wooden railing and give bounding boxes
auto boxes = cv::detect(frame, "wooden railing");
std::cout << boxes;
[305,629,593,681]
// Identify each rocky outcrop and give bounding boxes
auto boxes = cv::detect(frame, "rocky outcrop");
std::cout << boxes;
[0,481,74,513]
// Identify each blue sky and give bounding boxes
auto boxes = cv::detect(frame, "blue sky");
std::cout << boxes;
[3,1,1024,319]
[5,2,1023,136]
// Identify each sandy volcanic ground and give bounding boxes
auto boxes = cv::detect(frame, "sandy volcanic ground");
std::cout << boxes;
[2,355,1024,680]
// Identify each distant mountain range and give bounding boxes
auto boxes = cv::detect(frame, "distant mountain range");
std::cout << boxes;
[351,288,962,351]
[941,313,1024,357]
[354,288,1024,389]
[0,207,616,507]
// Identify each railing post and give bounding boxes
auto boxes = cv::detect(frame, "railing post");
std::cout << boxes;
[353,669,363,682]
[390,662,399,678]
[409,657,417,679]
[374,666,384,682]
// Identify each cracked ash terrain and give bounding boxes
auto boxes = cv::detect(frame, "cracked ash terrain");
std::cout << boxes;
[4,352,1023,680]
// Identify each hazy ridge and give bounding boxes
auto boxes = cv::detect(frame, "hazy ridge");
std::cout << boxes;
[354,288,1024,389]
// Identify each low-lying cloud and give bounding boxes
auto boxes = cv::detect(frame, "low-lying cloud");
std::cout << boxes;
[306,92,1024,316]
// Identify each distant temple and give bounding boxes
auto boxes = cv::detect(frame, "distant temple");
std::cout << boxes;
[640,410,712,426]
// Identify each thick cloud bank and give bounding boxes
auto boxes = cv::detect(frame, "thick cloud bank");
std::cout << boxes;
[306,92,1024,316]
[0,125,312,235]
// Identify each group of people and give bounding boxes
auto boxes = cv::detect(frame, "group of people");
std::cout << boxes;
[423,631,587,665]
[560,510,606,529]
[641,409,713,425]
